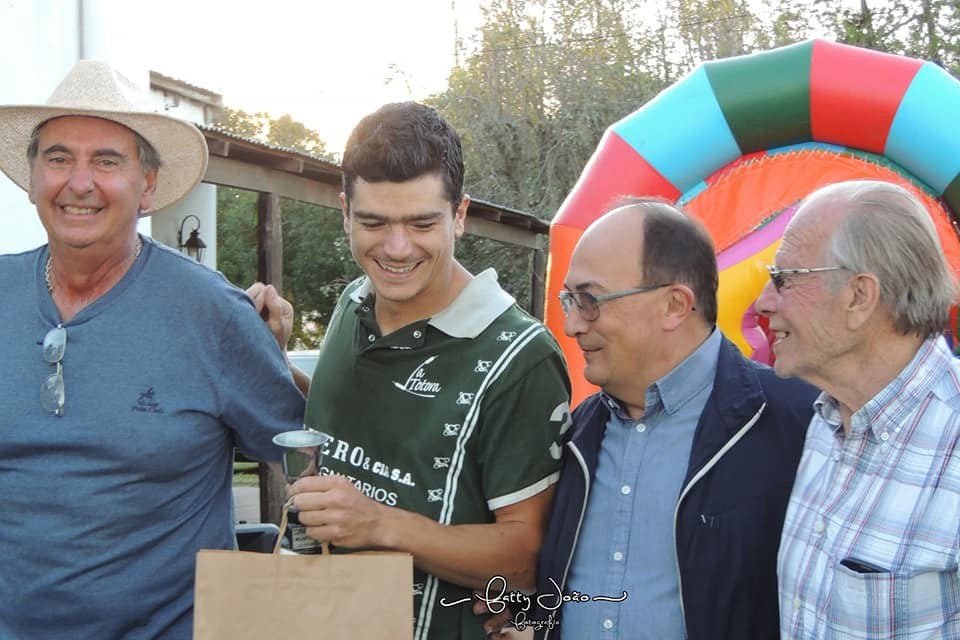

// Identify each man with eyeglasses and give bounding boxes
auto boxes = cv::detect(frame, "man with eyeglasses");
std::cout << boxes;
[531,197,817,640]
[755,180,960,639]
[0,62,305,638]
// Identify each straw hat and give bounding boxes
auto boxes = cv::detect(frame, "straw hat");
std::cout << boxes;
[0,60,208,214]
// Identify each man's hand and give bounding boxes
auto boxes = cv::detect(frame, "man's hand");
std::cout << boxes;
[473,598,521,638]
[246,282,293,350]
[291,474,552,591]
[289,475,387,548]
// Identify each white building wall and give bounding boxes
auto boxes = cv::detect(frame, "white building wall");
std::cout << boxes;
[0,0,80,255]
[0,0,216,269]
[147,88,218,268]
[150,185,218,267]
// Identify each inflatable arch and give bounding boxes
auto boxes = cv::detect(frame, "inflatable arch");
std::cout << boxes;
[546,39,960,407]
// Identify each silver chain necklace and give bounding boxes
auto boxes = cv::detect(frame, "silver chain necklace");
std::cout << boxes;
[45,236,143,294]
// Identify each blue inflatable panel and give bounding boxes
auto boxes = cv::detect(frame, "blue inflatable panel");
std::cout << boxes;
[612,66,741,193]
[678,180,709,206]
[886,62,960,193]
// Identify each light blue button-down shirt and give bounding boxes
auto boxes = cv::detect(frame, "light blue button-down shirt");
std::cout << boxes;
[562,328,720,639]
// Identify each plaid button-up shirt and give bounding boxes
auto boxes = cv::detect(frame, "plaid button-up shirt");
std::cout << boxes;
[778,336,960,639]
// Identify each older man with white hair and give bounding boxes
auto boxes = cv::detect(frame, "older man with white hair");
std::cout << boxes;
[756,179,960,638]
[0,61,304,638]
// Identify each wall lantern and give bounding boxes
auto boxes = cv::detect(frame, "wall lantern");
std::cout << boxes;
[177,214,207,262]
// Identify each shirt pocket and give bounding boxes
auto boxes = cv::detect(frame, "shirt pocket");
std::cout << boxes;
[829,563,960,638]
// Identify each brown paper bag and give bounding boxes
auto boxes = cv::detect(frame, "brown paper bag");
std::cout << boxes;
[193,549,412,639]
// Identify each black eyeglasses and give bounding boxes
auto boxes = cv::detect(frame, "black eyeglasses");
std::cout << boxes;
[766,265,847,293]
[558,284,669,321]
[41,325,66,417]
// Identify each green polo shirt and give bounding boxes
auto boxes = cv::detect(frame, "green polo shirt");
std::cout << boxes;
[305,269,571,639]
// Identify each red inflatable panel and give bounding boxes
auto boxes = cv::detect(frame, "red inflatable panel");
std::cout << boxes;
[553,130,680,230]
[544,224,595,405]
[810,40,922,153]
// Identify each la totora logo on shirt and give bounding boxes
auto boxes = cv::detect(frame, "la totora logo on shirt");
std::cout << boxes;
[393,356,443,398]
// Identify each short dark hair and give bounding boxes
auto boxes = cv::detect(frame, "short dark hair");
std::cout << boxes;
[341,102,464,209]
[610,196,719,325]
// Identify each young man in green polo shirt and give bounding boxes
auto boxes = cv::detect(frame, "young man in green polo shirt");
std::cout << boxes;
[255,102,571,639]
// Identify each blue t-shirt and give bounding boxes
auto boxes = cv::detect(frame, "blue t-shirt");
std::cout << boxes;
[0,237,305,639]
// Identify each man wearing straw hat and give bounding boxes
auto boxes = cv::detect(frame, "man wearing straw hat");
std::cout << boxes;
[0,61,305,638]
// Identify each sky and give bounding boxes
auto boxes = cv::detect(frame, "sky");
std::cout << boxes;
[145,0,486,153]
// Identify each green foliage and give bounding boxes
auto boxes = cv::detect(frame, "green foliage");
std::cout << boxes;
[216,108,359,346]
[428,0,669,306]
[816,0,960,74]
[218,106,267,139]
[216,186,360,348]
[432,0,664,220]
[432,0,958,221]
[217,0,960,327]
[429,0,799,225]
[425,0,960,308]
[218,107,336,160]
[455,234,534,310]
[268,114,334,159]
[753,0,814,51]
[674,0,757,65]
[280,201,361,348]
[216,188,258,289]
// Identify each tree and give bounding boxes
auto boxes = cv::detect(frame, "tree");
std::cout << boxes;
[428,0,671,305]
[216,187,258,292]
[433,0,665,219]
[816,0,960,74]
[432,0,957,228]
[216,186,359,348]
[724,0,960,74]
[218,107,336,160]
[215,111,353,347]
[752,0,815,51]
[672,0,758,67]
[279,200,361,348]
[437,0,957,311]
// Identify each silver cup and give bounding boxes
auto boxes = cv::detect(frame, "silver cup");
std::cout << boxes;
[272,429,333,483]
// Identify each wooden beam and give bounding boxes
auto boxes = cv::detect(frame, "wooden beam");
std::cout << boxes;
[464,216,546,250]
[263,156,305,174]
[255,191,287,524]
[531,248,547,321]
[205,156,341,209]
[256,192,284,291]
[207,139,230,157]
[258,464,286,526]
[472,209,502,222]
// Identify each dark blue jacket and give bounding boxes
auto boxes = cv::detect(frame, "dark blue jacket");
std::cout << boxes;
[534,336,817,640]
